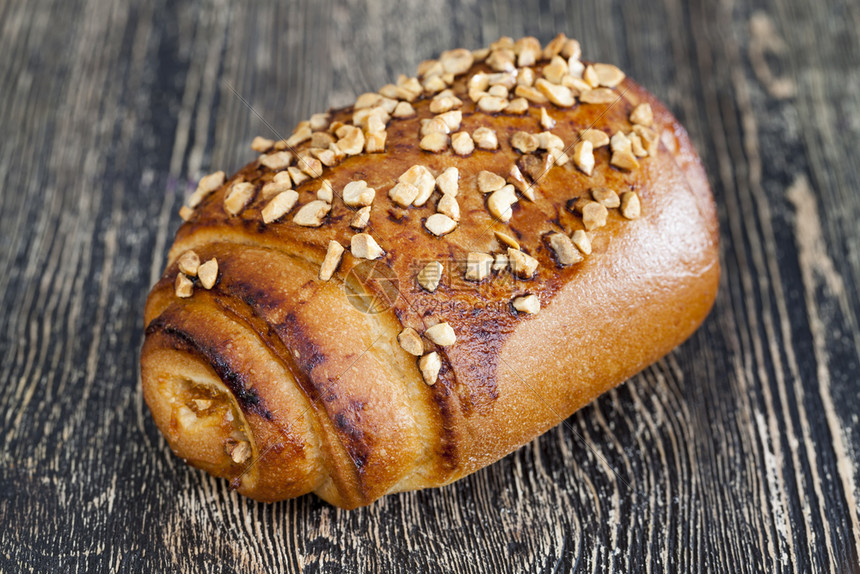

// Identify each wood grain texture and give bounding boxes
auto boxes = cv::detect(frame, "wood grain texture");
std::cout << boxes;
[0,0,858,571]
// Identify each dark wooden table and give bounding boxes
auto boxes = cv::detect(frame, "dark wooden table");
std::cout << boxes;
[2,0,859,572]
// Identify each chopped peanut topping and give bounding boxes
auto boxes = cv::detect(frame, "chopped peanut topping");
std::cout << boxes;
[572,230,592,255]
[562,38,582,59]
[175,273,193,298]
[437,111,463,132]
[581,201,609,231]
[421,117,450,136]
[228,440,252,465]
[309,112,330,131]
[419,352,441,385]
[477,95,509,113]
[420,132,449,153]
[336,125,365,155]
[179,206,194,221]
[546,146,570,167]
[423,75,448,93]
[537,131,564,150]
[293,200,331,227]
[435,167,459,196]
[398,328,424,356]
[632,125,659,155]
[628,132,647,157]
[400,165,435,206]
[540,108,556,129]
[514,36,541,67]
[493,253,508,271]
[543,34,567,59]
[424,213,458,236]
[350,233,384,260]
[251,136,274,152]
[364,131,387,153]
[630,103,653,126]
[343,180,376,207]
[583,65,600,88]
[506,98,529,114]
[262,190,299,223]
[511,131,540,154]
[319,240,344,281]
[465,252,494,281]
[580,88,618,104]
[389,181,419,207]
[350,206,371,229]
[261,179,293,200]
[494,230,520,250]
[488,185,518,222]
[317,180,333,203]
[188,171,226,207]
[610,131,640,170]
[224,182,255,216]
[198,258,218,289]
[355,92,382,109]
[472,127,499,150]
[286,123,312,147]
[429,95,463,114]
[535,79,574,107]
[514,85,549,104]
[594,63,626,88]
[507,165,531,197]
[620,191,641,219]
[579,128,610,148]
[440,49,473,75]
[437,193,460,221]
[451,132,475,156]
[548,232,582,266]
[478,171,506,193]
[486,49,516,72]
[591,186,621,208]
[572,141,595,176]
[543,56,569,84]
[507,248,539,278]
[418,261,443,292]
[288,166,309,187]
[518,67,536,86]
[488,84,509,98]
[177,251,200,276]
[392,101,416,118]
[298,154,323,178]
[512,294,540,314]
[425,322,456,346]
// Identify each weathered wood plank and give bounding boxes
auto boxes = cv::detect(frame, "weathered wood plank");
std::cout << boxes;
[1,0,858,572]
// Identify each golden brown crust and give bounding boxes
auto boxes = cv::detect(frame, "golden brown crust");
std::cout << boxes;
[141,36,719,508]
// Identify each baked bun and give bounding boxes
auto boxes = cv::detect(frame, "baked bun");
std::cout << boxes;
[141,34,719,509]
